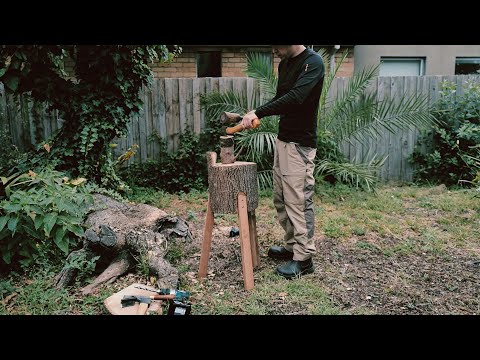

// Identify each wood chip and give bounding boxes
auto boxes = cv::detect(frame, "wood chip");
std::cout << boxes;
[2,292,17,305]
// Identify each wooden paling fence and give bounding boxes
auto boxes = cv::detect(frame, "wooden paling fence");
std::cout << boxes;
[1,75,479,182]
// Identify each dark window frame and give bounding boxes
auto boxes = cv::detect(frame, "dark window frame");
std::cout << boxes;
[455,57,480,75]
[197,51,222,78]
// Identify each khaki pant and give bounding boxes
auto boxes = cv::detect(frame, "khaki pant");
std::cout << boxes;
[273,138,317,261]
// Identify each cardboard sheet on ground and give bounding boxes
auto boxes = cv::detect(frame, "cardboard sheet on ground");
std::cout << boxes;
[104,283,164,315]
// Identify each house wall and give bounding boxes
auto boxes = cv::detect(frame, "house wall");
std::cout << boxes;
[151,46,272,78]
[354,45,480,75]
[152,46,355,78]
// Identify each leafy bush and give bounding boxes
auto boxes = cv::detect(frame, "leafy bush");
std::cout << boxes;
[0,130,28,175]
[0,167,94,267]
[410,80,480,186]
[64,251,100,285]
[119,130,208,193]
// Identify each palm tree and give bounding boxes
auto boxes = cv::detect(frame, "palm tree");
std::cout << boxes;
[200,48,438,190]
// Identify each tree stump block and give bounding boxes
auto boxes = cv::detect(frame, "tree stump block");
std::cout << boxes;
[207,151,258,214]
[199,151,260,290]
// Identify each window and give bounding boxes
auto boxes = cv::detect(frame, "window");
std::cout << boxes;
[197,51,221,77]
[455,58,480,75]
[380,57,425,76]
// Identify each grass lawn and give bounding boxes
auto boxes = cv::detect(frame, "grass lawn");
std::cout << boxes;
[1,184,479,315]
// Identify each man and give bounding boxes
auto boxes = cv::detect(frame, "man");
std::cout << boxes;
[241,45,325,279]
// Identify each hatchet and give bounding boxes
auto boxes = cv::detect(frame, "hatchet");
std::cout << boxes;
[121,294,175,315]
[221,112,260,135]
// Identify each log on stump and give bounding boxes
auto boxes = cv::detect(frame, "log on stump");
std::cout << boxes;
[207,151,258,214]
[54,194,192,295]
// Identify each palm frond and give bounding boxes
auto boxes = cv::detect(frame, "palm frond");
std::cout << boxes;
[319,49,349,120]
[343,93,437,144]
[245,52,277,99]
[317,48,331,74]
[315,156,386,191]
[327,92,380,143]
[200,90,250,121]
[257,170,273,191]
[323,64,379,130]
[236,117,278,163]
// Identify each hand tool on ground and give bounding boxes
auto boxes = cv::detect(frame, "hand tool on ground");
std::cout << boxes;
[121,294,175,315]
[167,299,192,315]
[220,111,260,135]
[133,285,191,302]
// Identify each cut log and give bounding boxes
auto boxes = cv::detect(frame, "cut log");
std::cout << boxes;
[206,151,258,214]
[220,135,235,164]
[55,194,192,294]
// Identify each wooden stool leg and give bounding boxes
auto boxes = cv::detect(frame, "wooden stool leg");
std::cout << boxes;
[248,210,260,269]
[237,192,254,290]
[198,195,214,279]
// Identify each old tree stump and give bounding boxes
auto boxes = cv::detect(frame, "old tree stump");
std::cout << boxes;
[54,194,192,295]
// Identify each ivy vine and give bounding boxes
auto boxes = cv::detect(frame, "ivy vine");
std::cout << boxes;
[0,45,181,190]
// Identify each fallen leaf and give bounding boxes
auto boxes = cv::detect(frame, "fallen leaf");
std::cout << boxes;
[43,143,51,153]
[70,178,87,186]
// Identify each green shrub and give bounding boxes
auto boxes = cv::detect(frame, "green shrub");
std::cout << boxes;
[0,130,28,175]
[64,251,100,285]
[119,130,208,193]
[0,167,94,268]
[410,80,480,186]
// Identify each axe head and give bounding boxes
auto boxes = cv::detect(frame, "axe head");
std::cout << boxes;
[121,295,152,308]
[220,111,243,125]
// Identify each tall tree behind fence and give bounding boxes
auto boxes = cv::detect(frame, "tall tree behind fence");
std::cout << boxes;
[1,76,479,182]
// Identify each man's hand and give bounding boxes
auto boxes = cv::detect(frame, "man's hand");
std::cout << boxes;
[241,110,259,129]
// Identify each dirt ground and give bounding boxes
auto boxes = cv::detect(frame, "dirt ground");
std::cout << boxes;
[175,224,478,315]
[2,186,478,315]
[165,186,480,315]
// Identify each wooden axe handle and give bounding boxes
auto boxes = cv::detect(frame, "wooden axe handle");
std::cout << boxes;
[226,119,260,135]
[151,294,175,300]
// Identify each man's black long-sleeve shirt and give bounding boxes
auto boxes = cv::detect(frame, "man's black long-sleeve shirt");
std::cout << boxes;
[255,48,325,148]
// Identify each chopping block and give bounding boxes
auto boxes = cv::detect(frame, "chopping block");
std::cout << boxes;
[104,283,164,315]
[198,151,260,290]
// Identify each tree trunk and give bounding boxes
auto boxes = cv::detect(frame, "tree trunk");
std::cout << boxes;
[55,194,192,294]
[206,151,258,214]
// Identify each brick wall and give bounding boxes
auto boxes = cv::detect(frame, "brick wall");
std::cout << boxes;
[335,47,354,77]
[63,46,355,79]
[221,50,248,77]
[151,47,272,78]
[150,46,355,78]
[150,49,197,78]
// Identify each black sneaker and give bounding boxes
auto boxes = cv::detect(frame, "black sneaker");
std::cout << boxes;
[267,246,294,260]
[276,259,314,279]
